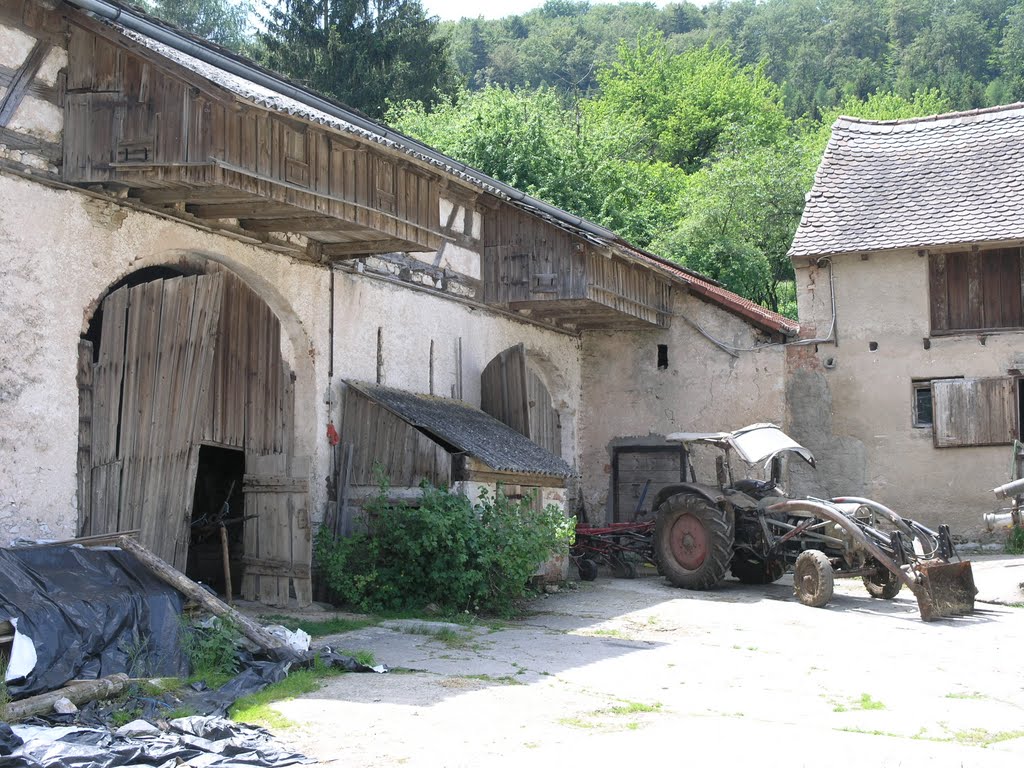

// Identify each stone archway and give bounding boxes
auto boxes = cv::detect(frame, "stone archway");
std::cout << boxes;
[78,261,311,605]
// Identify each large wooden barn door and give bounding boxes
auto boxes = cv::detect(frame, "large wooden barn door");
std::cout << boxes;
[81,275,223,568]
[481,344,562,457]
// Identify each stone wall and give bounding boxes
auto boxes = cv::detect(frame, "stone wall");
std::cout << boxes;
[579,291,788,522]
[793,252,1016,536]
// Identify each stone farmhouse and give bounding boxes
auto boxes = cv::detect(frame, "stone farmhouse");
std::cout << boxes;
[0,0,796,606]
[789,104,1024,537]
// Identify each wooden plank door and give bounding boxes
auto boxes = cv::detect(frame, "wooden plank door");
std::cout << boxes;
[481,343,530,438]
[241,453,312,607]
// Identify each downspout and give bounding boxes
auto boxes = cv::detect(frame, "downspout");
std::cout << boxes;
[66,0,618,242]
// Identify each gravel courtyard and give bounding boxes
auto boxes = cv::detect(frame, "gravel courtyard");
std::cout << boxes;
[266,557,1024,768]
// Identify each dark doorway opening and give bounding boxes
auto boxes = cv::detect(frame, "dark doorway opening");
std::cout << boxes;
[187,445,245,598]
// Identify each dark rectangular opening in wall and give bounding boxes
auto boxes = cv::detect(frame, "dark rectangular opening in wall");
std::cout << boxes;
[188,445,245,599]
[657,344,668,370]
[1018,379,1024,442]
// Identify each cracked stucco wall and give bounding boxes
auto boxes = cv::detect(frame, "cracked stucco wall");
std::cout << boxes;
[792,252,1015,536]
[0,172,585,543]
[579,291,787,521]
[0,172,329,542]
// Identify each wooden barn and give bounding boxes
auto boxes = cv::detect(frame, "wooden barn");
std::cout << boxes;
[0,0,798,610]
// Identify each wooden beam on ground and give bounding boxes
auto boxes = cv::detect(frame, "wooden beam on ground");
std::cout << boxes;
[0,41,50,127]
[2,674,130,722]
[115,536,287,655]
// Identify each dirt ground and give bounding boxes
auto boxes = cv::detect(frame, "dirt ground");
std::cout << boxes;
[264,557,1024,768]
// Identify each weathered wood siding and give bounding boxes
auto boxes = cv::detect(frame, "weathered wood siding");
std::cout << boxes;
[612,446,686,522]
[929,248,1024,333]
[482,207,671,328]
[932,377,1017,448]
[339,387,452,488]
[62,21,441,251]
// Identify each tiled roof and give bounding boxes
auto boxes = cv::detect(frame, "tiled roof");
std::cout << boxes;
[790,103,1024,258]
[623,248,799,336]
[346,381,575,479]
[87,2,796,338]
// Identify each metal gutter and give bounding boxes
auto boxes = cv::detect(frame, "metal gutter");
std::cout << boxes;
[66,0,618,241]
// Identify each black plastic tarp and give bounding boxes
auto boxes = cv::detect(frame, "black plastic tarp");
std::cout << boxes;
[0,546,187,698]
[0,716,311,767]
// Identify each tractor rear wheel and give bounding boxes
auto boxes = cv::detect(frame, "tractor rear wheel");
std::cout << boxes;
[863,568,902,599]
[654,493,734,590]
[793,550,834,607]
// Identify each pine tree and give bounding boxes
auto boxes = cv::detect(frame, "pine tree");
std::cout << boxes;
[257,0,456,118]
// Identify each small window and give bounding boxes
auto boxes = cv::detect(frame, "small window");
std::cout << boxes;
[657,344,668,370]
[912,381,933,428]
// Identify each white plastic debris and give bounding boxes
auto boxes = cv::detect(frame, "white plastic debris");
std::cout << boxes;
[113,719,161,738]
[264,625,311,654]
[5,618,38,682]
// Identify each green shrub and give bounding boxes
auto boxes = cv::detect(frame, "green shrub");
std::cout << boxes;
[1007,525,1024,555]
[180,617,240,685]
[316,482,574,617]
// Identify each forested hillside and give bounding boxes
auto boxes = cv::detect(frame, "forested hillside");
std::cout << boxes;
[143,0,1024,317]
[446,0,1024,118]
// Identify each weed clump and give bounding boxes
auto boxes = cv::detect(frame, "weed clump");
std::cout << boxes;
[179,617,241,687]
[316,481,574,617]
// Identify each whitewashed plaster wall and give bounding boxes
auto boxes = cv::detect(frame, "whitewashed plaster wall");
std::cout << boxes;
[579,291,787,521]
[792,252,1018,536]
[329,271,583,463]
[0,173,329,542]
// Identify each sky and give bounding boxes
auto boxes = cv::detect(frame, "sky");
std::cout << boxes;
[421,0,708,22]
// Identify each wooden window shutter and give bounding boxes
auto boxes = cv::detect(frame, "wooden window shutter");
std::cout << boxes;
[931,377,1017,448]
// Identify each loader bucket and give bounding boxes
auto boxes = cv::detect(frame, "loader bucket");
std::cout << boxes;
[912,561,977,621]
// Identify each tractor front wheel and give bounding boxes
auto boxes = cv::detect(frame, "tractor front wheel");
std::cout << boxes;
[654,494,734,590]
[863,568,902,599]
[793,550,834,608]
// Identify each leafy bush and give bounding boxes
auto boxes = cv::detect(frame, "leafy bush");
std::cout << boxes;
[316,483,574,617]
[180,617,240,685]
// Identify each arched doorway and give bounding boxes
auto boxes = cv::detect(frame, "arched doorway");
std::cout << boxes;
[77,265,310,605]
[480,344,563,458]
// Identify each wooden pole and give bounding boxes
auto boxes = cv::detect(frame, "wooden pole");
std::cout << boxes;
[219,524,233,606]
[115,536,285,654]
[2,674,130,722]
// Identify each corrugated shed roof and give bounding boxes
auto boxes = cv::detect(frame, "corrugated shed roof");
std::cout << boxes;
[790,103,1024,258]
[347,381,575,479]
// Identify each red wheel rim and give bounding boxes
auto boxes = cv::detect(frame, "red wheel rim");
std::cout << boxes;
[670,514,707,570]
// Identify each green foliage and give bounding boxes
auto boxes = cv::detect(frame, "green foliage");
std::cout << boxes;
[256,0,457,118]
[0,659,9,715]
[180,617,240,685]
[1006,525,1024,555]
[592,34,788,170]
[143,0,253,51]
[315,482,574,617]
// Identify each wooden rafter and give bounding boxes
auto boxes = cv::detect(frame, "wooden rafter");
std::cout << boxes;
[320,239,416,259]
[0,40,50,127]
[238,216,365,233]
